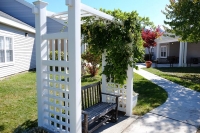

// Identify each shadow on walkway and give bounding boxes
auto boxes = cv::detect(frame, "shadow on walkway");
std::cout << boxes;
[94,112,138,133]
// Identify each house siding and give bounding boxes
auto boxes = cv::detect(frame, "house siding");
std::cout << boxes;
[0,23,36,78]
[187,42,200,58]
[0,0,66,33]
[47,18,66,33]
[169,42,179,57]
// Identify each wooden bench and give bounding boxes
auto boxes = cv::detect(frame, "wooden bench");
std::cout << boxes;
[81,82,120,133]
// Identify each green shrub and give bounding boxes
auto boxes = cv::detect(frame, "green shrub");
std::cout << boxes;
[49,51,65,61]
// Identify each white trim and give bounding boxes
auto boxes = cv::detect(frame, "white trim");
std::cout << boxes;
[81,3,114,21]
[179,42,183,66]
[50,3,114,22]
[160,46,167,58]
[156,35,179,43]
[0,35,15,67]
[0,16,35,33]
[156,43,160,59]
[42,32,68,40]
[183,42,187,66]
[47,11,68,26]
[16,0,68,26]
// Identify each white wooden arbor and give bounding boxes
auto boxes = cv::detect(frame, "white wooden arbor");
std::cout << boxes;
[33,0,136,132]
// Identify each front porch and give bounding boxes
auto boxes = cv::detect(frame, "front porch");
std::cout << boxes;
[152,35,200,67]
[151,63,200,68]
[139,62,200,68]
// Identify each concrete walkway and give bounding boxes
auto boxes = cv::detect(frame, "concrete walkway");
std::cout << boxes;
[123,65,200,133]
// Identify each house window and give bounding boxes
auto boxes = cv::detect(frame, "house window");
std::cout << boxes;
[160,46,167,58]
[0,36,13,63]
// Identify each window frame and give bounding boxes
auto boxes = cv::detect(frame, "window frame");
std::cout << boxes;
[160,46,167,58]
[0,34,14,67]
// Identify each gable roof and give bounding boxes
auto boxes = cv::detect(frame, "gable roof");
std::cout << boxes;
[0,11,35,33]
[156,33,179,43]
[16,0,67,27]
[0,11,34,29]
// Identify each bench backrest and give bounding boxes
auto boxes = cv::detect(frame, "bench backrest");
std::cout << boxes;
[81,82,102,110]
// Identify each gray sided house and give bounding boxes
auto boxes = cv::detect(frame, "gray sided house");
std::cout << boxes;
[145,34,200,66]
[0,0,67,78]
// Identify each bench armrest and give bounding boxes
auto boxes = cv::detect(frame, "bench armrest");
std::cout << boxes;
[101,92,121,97]
[82,110,89,115]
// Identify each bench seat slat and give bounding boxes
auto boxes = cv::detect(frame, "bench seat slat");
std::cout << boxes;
[82,102,117,125]
[81,82,119,133]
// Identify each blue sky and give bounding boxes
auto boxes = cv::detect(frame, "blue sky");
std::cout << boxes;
[26,0,169,27]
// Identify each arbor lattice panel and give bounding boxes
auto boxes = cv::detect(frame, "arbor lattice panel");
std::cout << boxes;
[42,38,70,132]
[106,82,126,112]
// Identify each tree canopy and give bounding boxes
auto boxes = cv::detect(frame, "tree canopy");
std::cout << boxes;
[81,9,153,84]
[163,0,200,42]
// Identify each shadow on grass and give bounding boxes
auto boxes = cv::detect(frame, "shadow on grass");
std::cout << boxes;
[14,119,38,133]
[81,74,101,85]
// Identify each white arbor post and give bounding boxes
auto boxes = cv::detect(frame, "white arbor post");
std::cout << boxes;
[126,44,133,116]
[102,50,107,102]
[33,1,48,127]
[126,64,133,116]
[67,0,82,132]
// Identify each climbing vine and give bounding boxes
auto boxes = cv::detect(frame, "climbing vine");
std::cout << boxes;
[81,9,153,84]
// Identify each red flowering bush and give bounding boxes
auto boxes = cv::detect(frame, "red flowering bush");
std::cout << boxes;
[142,26,163,60]
[81,51,101,77]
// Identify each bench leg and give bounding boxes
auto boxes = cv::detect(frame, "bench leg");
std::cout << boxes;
[83,115,88,133]
[112,97,119,122]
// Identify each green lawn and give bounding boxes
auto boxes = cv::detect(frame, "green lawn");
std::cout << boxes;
[0,72,167,133]
[132,73,168,115]
[143,67,200,92]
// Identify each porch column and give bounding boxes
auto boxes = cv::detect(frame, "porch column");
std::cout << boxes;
[183,42,188,67]
[33,1,48,127]
[102,50,107,102]
[156,43,160,59]
[126,44,133,116]
[179,42,184,67]
[67,0,82,132]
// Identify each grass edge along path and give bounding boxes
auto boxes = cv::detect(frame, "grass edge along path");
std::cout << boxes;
[0,72,167,133]
[143,67,200,92]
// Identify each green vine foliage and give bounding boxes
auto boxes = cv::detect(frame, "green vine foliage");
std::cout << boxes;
[81,9,153,84]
